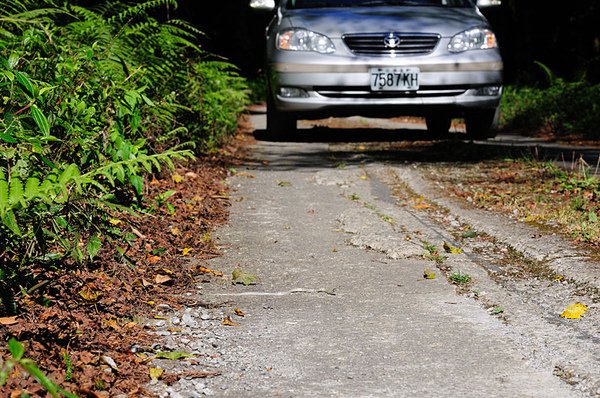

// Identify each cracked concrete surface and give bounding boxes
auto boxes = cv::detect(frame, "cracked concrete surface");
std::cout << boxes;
[148,114,600,398]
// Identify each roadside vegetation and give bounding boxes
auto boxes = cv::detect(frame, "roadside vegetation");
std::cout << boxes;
[500,63,600,141]
[1,0,248,394]
[429,158,600,250]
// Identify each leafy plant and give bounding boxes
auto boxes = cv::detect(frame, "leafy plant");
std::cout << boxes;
[0,0,247,316]
[0,338,77,397]
[501,63,600,140]
[449,272,472,284]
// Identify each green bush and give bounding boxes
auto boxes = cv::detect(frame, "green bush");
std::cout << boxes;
[0,0,248,315]
[501,63,600,140]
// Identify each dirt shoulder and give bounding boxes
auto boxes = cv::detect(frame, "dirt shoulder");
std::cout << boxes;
[0,128,255,396]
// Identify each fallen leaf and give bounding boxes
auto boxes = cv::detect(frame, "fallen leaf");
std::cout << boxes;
[231,268,257,286]
[236,171,255,178]
[161,370,221,384]
[443,241,463,254]
[155,274,173,285]
[154,351,193,360]
[222,316,240,326]
[182,247,192,255]
[0,316,19,325]
[79,286,104,302]
[233,308,245,317]
[412,203,431,210]
[104,319,121,331]
[158,268,174,275]
[172,173,184,183]
[146,254,161,264]
[149,367,164,381]
[560,302,588,319]
[101,355,119,371]
[277,180,291,187]
[109,218,122,225]
[423,269,436,279]
[359,175,369,180]
[170,227,180,236]
[198,266,224,277]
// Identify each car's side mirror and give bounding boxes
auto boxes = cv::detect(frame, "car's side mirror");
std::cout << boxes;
[250,0,276,11]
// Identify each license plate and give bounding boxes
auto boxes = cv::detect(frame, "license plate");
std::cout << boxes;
[370,67,419,91]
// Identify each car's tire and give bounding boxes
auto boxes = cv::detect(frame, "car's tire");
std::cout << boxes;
[266,96,296,139]
[465,106,500,140]
[425,115,451,138]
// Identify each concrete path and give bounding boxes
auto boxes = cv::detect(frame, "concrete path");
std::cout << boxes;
[187,114,597,397]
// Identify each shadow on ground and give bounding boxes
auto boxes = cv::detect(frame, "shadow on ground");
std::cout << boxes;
[252,126,600,171]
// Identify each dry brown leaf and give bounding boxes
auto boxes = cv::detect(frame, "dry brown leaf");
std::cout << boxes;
[0,316,19,325]
[155,274,173,285]
[147,255,161,264]
[222,316,240,326]
[170,227,180,236]
[198,266,224,277]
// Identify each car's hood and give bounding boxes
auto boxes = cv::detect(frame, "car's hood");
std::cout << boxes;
[284,6,486,37]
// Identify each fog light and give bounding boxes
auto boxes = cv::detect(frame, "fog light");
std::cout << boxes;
[279,87,309,98]
[475,85,501,96]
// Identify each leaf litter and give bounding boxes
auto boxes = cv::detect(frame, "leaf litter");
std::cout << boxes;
[0,149,245,395]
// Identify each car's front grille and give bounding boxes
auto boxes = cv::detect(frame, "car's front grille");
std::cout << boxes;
[314,85,467,98]
[343,33,440,56]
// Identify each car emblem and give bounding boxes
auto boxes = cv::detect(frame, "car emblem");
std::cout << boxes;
[384,33,401,48]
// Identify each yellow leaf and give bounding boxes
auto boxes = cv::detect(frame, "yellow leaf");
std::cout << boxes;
[149,367,164,381]
[159,268,174,275]
[423,269,436,279]
[560,302,588,319]
[222,316,240,326]
[79,286,103,302]
[109,218,122,225]
[104,319,121,331]
[443,241,463,254]
[172,173,184,183]
[234,308,245,317]
[232,268,257,286]
[359,175,369,180]
[182,247,192,255]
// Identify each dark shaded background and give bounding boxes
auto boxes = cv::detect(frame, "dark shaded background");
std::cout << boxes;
[80,0,600,84]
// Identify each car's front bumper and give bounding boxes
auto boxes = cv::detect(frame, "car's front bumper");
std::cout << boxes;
[267,41,503,119]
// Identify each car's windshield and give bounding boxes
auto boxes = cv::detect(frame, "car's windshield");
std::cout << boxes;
[286,0,474,8]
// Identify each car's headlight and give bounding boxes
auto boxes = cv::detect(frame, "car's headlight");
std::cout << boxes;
[448,27,497,53]
[277,29,335,54]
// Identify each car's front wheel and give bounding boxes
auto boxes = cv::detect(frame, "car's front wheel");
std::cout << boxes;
[425,115,451,138]
[266,96,296,139]
[465,106,500,140]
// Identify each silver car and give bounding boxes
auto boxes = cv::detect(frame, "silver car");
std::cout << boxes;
[263,0,503,139]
